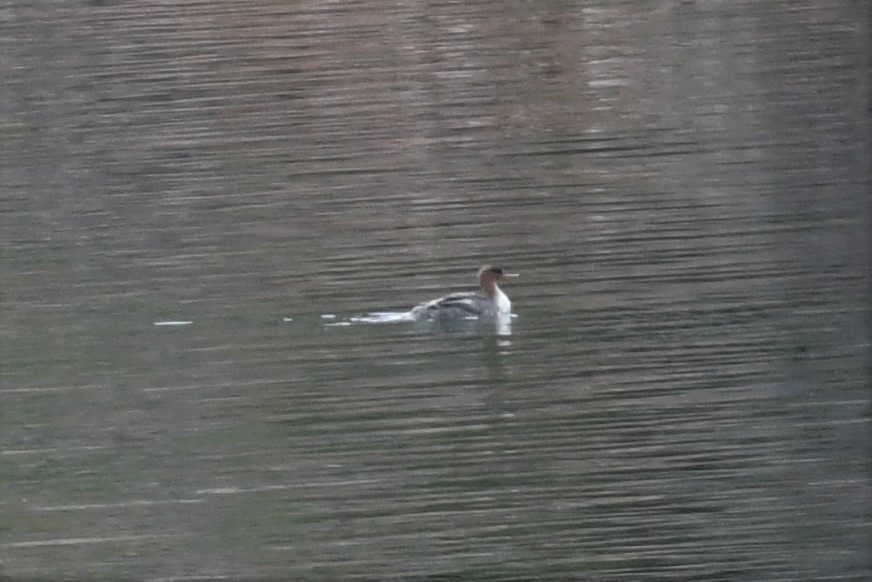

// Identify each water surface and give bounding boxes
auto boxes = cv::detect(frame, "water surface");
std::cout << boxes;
[1,1,869,580]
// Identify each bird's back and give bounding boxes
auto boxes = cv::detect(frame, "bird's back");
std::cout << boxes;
[410,291,493,320]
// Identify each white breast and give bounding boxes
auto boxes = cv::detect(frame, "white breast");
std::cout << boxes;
[495,287,512,313]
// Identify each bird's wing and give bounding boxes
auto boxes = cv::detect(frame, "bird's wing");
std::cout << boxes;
[420,292,483,315]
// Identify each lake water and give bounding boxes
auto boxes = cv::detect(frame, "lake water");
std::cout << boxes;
[1,1,869,580]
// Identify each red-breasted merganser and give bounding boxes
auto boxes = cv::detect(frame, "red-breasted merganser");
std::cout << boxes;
[410,265,518,321]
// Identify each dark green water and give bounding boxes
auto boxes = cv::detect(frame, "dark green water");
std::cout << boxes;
[1,1,869,580]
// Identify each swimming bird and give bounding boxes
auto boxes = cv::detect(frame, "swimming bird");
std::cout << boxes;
[410,265,518,321]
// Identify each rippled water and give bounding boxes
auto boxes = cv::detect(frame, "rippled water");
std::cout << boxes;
[1,1,869,580]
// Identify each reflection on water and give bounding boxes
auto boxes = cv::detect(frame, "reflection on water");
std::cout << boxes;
[2,0,869,580]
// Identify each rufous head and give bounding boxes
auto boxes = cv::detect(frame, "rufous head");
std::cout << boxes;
[477,265,519,284]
